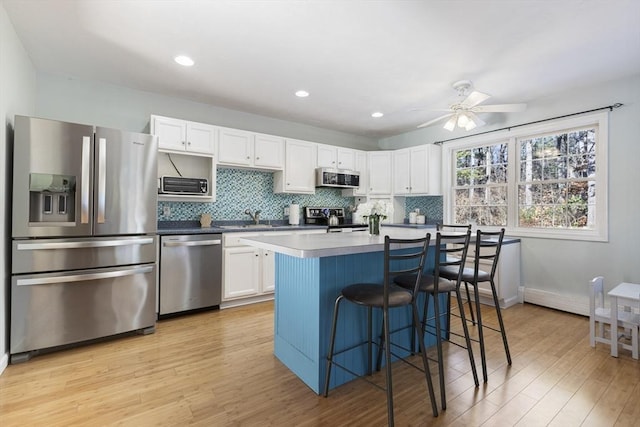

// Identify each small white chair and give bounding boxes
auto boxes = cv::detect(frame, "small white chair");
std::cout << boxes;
[589,276,639,359]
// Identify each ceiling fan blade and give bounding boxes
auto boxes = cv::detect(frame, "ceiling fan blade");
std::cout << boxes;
[472,103,527,113]
[461,91,491,108]
[417,113,453,128]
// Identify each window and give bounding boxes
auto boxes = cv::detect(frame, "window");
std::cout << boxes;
[454,142,509,226]
[445,112,608,241]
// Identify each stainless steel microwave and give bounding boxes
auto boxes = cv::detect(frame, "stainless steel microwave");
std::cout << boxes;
[315,168,360,189]
[159,176,208,195]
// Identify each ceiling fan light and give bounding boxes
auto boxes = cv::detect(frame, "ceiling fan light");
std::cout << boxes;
[465,120,477,131]
[443,115,457,131]
[457,113,469,128]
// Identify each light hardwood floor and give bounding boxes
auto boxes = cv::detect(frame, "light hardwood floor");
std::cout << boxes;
[1,300,638,426]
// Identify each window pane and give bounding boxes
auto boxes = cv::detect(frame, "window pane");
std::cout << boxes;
[517,126,598,231]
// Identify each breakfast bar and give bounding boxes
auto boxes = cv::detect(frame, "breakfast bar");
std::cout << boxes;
[240,227,441,394]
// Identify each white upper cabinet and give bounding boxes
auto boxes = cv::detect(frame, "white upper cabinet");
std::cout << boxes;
[274,139,316,194]
[342,150,368,197]
[253,133,285,169]
[218,128,284,170]
[151,115,217,155]
[317,144,356,171]
[367,151,393,195]
[393,145,442,195]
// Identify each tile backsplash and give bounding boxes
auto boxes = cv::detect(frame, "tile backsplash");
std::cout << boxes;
[158,168,443,222]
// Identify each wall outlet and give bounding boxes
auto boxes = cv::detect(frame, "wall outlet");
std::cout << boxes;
[163,206,171,217]
[284,206,290,217]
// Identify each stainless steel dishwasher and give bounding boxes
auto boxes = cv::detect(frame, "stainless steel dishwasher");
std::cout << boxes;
[159,234,222,317]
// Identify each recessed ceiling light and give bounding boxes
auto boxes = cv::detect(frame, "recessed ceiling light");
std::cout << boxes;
[295,90,309,98]
[371,112,384,118]
[174,55,194,67]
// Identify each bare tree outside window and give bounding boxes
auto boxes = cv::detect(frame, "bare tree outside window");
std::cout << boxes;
[518,128,596,229]
[454,143,508,226]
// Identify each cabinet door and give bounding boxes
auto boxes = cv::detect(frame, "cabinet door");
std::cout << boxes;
[343,150,368,196]
[408,146,427,194]
[218,128,254,166]
[153,116,187,152]
[254,134,284,169]
[425,144,442,195]
[223,246,260,300]
[368,151,392,195]
[317,144,337,168]
[282,140,316,193]
[261,249,276,293]
[186,122,217,155]
[393,149,411,195]
[337,148,356,170]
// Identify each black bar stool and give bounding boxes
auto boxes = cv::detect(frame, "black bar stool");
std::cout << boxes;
[455,228,511,382]
[393,230,479,411]
[323,234,438,426]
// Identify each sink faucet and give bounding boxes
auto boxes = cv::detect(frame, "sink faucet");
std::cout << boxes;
[244,208,261,224]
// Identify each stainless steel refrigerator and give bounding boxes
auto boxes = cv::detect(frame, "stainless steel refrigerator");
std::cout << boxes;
[10,115,158,363]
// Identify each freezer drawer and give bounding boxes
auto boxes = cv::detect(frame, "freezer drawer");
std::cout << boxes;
[12,235,157,274]
[160,234,222,315]
[10,263,156,358]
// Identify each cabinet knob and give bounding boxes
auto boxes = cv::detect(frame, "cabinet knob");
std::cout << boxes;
[181,141,186,145]
[246,156,250,159]
[256,157,260,160]
[187,141,191,145]
[255,254,259,257]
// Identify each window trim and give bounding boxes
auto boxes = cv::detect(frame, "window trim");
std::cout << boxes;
[443,112,608,242]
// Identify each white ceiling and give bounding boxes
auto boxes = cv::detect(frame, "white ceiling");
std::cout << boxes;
[4,0,640,139]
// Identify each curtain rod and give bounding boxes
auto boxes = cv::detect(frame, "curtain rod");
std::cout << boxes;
[433,103,623,145]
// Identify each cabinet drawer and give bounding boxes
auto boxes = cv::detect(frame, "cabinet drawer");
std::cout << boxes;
[223,232,261,247]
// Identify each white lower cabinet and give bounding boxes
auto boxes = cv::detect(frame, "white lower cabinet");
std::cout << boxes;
[463,240,521,308]
[222,229,325,308]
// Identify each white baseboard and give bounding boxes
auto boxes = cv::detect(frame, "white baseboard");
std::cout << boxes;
[220,294,274,309]
[523,287,589,316]
[0,352,8,376]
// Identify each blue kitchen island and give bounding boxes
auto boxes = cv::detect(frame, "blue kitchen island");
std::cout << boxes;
[241,227,442,394]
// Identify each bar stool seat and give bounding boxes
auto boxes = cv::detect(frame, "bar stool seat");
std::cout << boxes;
[341,283,413,307]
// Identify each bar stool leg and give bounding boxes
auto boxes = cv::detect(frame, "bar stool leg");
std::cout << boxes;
[412,302,439,417]
[431,292,447,410]
[489,279,511,365]
[381,308,395,426]
[472,282,488,382]
[455,287,479,387]
[323,296,343,396]
[464,281,476,325]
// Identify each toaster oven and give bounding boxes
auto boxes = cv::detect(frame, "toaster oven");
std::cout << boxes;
[159,176,208,195]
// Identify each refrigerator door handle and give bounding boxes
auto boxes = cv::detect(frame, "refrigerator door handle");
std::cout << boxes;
[16,265,154,287]
[81,136,91,224]
[162,239,222,247]
[97,137,107,223]
[16,237,155,251]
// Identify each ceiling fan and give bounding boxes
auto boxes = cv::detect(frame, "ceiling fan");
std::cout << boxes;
[417,80,527,131]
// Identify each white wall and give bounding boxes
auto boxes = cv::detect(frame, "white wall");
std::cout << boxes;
[382,74,640,314]
[0,1,37,374]
[35,73,377,151]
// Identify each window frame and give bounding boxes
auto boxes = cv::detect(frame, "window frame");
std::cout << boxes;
[442,112,608,241]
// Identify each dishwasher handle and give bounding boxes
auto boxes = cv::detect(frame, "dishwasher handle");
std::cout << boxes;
[162,239,222,248]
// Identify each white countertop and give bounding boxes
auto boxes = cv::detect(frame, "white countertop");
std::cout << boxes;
[240,226,435,258]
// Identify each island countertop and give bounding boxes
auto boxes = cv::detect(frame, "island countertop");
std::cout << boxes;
[240,226,519,258]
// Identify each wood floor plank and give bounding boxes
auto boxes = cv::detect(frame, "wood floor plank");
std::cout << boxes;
[0,301,638,426]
